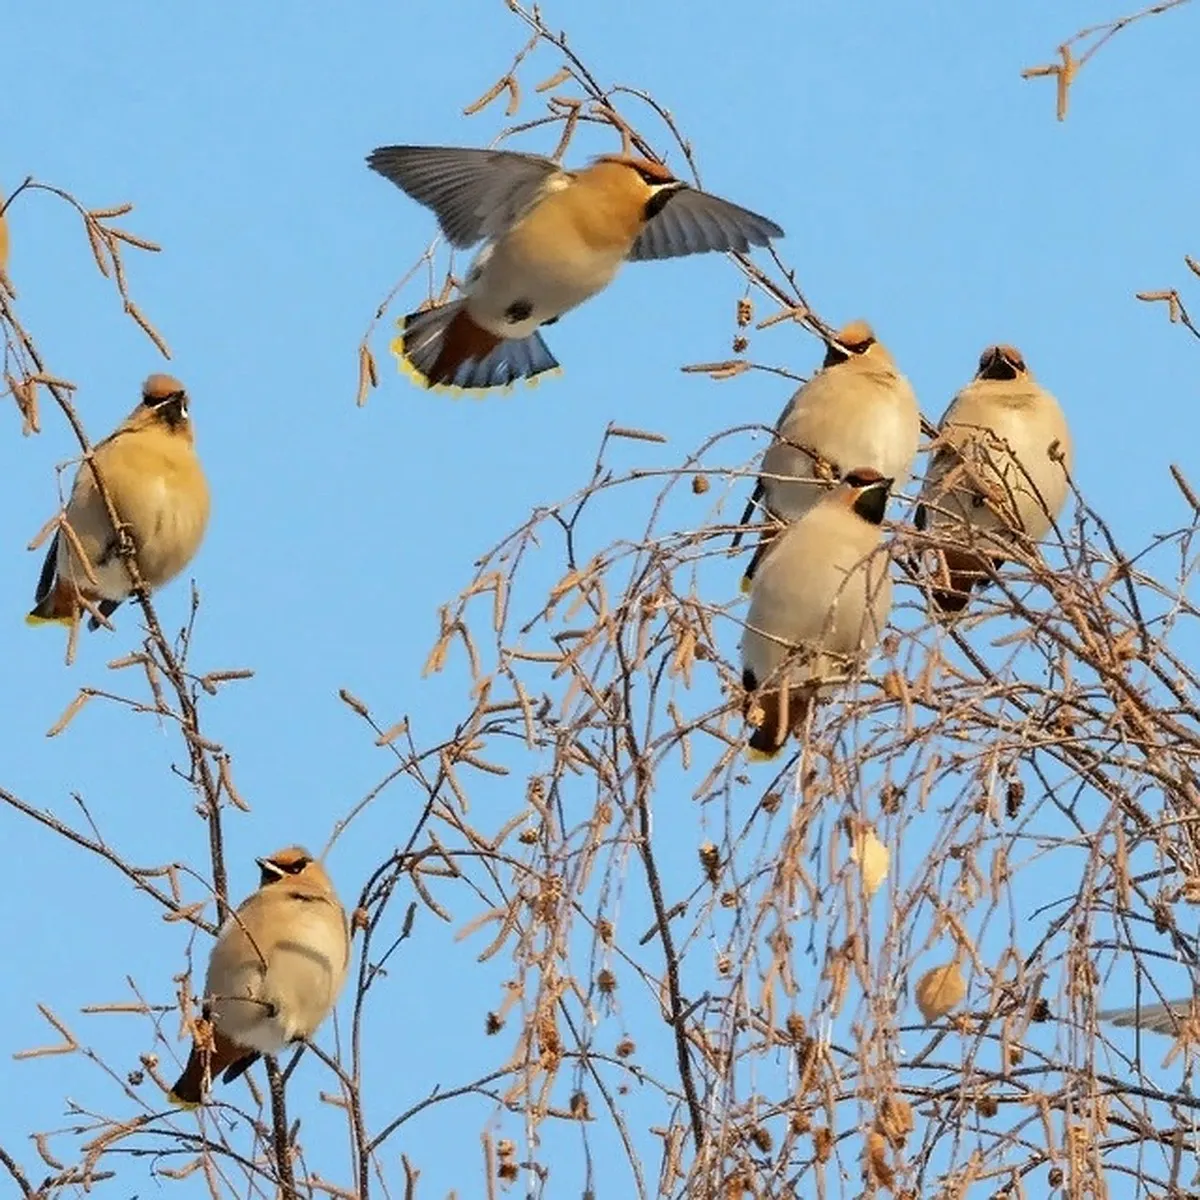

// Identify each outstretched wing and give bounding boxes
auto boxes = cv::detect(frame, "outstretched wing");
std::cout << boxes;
[629,186,784,262]
[367,145,568,248]
[1101,1000,1192,1036]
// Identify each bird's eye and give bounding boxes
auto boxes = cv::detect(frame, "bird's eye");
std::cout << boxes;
[848,338,876,355]
[285,857,310,874]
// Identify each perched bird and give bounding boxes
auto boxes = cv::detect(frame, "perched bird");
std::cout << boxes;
[169,847,350,1107]
[1100,997,1197,1037]
[915,344,1072,614]
[27,374,210,631]
[737,321,919,592]
[366,144,784,393]
[741,468,895,760]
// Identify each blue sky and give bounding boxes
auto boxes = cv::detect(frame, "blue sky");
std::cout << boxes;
[3,1,1199,1196]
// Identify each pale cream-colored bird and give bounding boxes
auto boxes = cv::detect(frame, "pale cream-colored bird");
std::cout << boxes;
[741,468,895,760]
[1100,997,1198,1037]
[169,846,350,1107]
[27,374,210,631]
[737,321,919,593]
[915,344,1072,614]
[366,144,784,393]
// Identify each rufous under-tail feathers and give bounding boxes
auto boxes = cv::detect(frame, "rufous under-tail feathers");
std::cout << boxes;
[740,469,895,760]
[914,344,1072,615]
[27,373,210,633]
[367,144,784,394]
[736,320,920,595]
[168,847,350,1107]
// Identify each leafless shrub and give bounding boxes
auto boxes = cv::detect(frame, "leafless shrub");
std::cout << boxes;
[4,5,1200,1199]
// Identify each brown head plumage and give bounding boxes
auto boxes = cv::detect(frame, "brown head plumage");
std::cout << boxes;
[255,846,334,892]
[823,320,878,367]
[131,373,191,434]
[142,374,187,404]
[591,154,677,185]
[975,344,1027,382]
[838,467,893,525]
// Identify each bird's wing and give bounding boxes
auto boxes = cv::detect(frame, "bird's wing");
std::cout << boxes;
[366,145,567,248]
[1101,1000,1192,1036]
[629,186,784,261]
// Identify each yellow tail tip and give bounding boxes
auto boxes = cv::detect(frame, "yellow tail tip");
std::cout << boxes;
[166,1090,200,1110]
[387,335,563,399]
[739,574,753,595]
[745,743,782,764]
[26,612,72,628]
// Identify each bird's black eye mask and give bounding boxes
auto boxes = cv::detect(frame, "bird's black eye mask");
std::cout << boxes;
[851,482,890,526]
[143,389,185,410]
[259,856,311,886]
[978,357,1022,382]
[823,338,875,368]
[632,162,673,186]
[145,390,189,427]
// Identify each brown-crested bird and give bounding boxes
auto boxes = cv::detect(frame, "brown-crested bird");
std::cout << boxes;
[169,847,350,1107]
[741,468,895,760]
[737,321,920,593]
[27,374,210,631]
[366,144,784,393]
[914,344,1072,614]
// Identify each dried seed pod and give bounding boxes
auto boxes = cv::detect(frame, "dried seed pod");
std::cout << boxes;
[864,1130,895,1189]
[692,473,710,494]
[812,1127,833,1162]
[915,961,967,1022]
[1005,779,1025,817]
[873,1094,914,1146]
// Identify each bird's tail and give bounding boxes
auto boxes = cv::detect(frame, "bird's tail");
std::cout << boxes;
[928,548,1004,616]
[168,1029,258,1107]
[392,301,560,394]
[745,686,810,761]
[739,527,778,595]
[26,577,77,627]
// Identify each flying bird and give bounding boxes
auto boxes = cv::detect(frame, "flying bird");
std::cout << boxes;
[914,344,1072,614]
[736,321,919,592]
[169,847,350,1107]
[741,468,895,760]
[366,144,785,393]
[27,373,210,632]
[1100,997,1197,1037]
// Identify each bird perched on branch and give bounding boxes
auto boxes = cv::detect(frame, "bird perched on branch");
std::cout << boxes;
[741,468,895,760]
[168,847,350,1107]
[26,373,210,632]
[914,344,1072,614]
[366,143,784,393]
[736,321,919,593]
